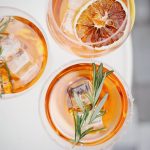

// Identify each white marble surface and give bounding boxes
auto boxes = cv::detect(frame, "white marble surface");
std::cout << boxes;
[0,0,133,150]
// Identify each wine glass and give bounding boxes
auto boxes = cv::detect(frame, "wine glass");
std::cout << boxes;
[0,6,48,99]
[47,0,135,58]
[39,59,134,150]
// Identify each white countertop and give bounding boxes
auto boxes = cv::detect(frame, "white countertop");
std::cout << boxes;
[0,0,133,150]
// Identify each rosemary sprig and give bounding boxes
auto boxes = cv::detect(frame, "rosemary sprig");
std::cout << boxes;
[72,63,113,145]
[73,110,94,144]
[90,93,108,123]
[92,63,113,107]
[73,92,84,111]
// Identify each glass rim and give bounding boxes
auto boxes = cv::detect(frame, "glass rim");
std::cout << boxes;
[47,0,131,49]
[39,59,134,149]
[0,6,49,100]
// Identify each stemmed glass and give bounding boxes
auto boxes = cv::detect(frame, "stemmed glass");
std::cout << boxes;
[40,60,134,150]
[47,0,135,58]
[0,7,48,99]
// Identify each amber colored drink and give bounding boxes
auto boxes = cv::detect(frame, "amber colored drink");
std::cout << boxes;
[47,0,135,57]
[44,63,130,146]
[0,16,47,95]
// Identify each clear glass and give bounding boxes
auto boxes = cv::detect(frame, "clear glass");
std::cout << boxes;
[47,0,135,58]
[39,59,134,150]
[0,6,48,99]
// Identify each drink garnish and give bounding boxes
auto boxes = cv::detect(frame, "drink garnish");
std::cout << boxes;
[71,63,113,145]
[74,0,128,49]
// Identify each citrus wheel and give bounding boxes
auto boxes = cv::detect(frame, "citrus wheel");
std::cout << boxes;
[74,0,129,49]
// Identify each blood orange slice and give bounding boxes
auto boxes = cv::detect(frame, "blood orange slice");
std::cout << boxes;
[74,0,129,49]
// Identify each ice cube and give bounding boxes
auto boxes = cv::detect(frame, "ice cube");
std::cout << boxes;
[6,49,31,74]
[61,0,88,36]
[20,64,39,84]
[67,78,92,111]
[1,34,32,75]
[1,34,21,58]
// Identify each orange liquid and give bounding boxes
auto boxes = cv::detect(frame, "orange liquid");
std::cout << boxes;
[53,0,134,27]
[45,63,128,146]
[0,16,47,94]
[47,0,135,58]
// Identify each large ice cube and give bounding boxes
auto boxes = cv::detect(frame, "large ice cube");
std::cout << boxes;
[0,34,39,84]
[1,34,21,58]
[6,49,31,74]
[20,64,39,84]
[61,0,88,36]
[67,78,92,111]
[1,34,32,73]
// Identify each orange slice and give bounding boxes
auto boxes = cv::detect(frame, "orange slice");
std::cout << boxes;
[74,0,129,49]
[0,59,13,94]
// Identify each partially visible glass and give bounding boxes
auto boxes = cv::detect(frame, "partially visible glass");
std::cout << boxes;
[47,0,135,58]
[39,60,134,150]
[0,7,48,99]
